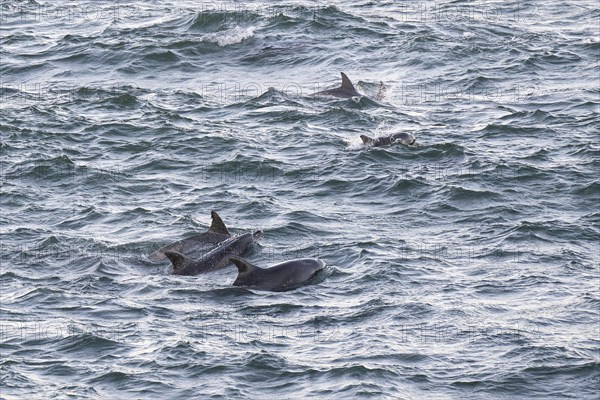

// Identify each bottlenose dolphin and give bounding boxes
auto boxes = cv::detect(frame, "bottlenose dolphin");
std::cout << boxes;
[230,256,326,292]
[148,211,231,261]
[360,132,417,147]
[313,72,363,98]
[165,231,262,276]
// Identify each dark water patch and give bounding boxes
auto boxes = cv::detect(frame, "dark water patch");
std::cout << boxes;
[411,142,467,160]
[570,181,600,197]
[386,177,432,199]
[53,333,124,355]
[239,42,312,66]
[306,5,365,30]
[142,49,181,63]
[498,108,559,124]
[1,61,51,77]
[186,10,262,32]
[477,123,547,138]
[524,50,584,68]
[441,185,504,205]
[502,219,598,244]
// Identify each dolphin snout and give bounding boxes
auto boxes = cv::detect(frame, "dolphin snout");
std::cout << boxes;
[252,230,263,240]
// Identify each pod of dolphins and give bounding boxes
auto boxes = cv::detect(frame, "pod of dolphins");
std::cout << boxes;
[315,72,418,147]
[151,73,415,291]
[151,211,325,292]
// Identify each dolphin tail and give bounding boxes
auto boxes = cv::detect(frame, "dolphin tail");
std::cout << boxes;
[340,72,357,92]
[360,135,374,145]
[165,250,193,272]
[209,211,230,235]
[230,256,259,274]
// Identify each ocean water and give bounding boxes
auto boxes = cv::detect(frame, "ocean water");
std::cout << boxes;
[1,0,599,398]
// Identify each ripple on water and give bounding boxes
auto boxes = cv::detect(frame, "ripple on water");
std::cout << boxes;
[1,1,598,398]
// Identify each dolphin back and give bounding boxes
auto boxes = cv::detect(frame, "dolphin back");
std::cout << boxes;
[148,210,232,261]
[232,257,326,291]
[166,232,260,276]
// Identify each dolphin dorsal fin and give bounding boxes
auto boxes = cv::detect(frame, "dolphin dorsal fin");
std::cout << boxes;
[229,256,259,274]
[209,211,229,235]
[360,135,373,144]
[340,72,356,91]
[164,250,191,271]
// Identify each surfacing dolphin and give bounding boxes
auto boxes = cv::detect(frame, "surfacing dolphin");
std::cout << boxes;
[230,256,326,292]
[165,231,262,276]
[360,132,417,147]
[313,72,363,98]
[148,211,231,261]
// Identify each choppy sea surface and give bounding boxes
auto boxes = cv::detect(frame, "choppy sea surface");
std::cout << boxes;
[1,1,599,398]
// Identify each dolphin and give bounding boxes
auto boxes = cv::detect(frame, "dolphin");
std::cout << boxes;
[229,256,326,292]
[313,72,363,98]
[148,211,231,261]
[360,132,417,147]
[165,231,262,276]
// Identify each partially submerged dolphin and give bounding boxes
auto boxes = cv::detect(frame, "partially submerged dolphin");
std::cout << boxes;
[230,256,326,292]
[165,231,262,276]
[148,211,231,261]
[313,72,363,98]
[360,132,417,147]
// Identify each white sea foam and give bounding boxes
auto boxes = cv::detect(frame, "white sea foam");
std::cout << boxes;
[206,26,256,47]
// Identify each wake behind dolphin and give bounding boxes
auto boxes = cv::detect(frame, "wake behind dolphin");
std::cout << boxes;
[313,72,363,98]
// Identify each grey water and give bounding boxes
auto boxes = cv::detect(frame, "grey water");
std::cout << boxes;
[1,1,599,399]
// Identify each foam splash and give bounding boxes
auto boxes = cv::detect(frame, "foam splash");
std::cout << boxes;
[346,136,365,150]
[207,26,256,47]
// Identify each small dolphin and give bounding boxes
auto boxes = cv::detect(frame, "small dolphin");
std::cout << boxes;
[313,72,363,98]
[165,231,262,276]
[148,211,231,261]
[230,256,326,292]
[360,132,417,147]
